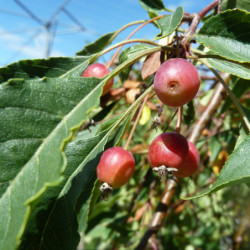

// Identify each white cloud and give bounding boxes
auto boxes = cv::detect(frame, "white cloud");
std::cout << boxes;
[0,27,65,64]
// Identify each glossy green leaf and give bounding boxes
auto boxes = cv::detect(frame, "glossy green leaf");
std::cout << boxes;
[0,55,106,249]
[155,7,184,40]
[76,32,115,56]
[207,57,250,80]
[197,9,250,63]
[0,56,91,83]
[138,0,165,13]
[19,111,122,249]
[38,87,151,249]
[183,135,250,200]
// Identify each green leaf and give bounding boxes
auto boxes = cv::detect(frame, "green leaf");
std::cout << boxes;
[183,101,195,126]
[0,56,91,83]
[197,9,250,63]
[19,110,123,249]
[207,57,250,80]
[37,88,151,249]
[119,44,153,81]
[19,129,107,249]
[209,136,222,162]
[76,32,115,56]
[221,0,250,12]
[155,7,184,40]
[235,123,249,149]
[138,0,165,13]
[183,135,250,200]
[0,56,106,249]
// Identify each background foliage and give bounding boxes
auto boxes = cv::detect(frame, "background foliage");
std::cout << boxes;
[0,0,249,249]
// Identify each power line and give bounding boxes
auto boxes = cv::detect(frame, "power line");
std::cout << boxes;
[0,8,29,18]
[62,8,86,31]
[13,0,44,25]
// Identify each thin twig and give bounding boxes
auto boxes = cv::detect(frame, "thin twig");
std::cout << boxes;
[175,106,183,133]
[124,94,149,150]
[106,15,166,69]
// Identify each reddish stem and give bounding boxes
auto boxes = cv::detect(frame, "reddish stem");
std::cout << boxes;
[124,94,149,151]
[182,0,219,49]
[175,106,183,133]
[107,15,166,69]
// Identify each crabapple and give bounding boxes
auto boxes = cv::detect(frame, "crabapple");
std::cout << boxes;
[148,132,189,176]
[82,63,114,95]
[97,147,135,190]
[174,140,200,178]
[153,58,200,107]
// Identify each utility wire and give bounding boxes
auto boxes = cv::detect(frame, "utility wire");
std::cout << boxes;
[62,8,86,31]
[6,0,89,63]
[0,8,29,18]
[13,0,44,25]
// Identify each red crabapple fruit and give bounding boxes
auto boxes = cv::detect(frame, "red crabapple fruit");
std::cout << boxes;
[174,140,200,178]
[153,58,200,107]
[148,132,189,177]
[82,63,114,95]
[97,147,135,193]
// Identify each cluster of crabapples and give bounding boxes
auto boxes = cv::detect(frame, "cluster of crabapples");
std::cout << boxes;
[82,58,200,193]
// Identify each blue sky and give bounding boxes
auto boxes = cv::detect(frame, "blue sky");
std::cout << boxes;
[0,0,211,66]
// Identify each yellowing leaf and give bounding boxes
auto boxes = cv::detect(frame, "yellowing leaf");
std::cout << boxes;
[139,105,151,125]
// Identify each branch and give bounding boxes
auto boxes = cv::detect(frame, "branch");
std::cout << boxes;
[135,74,228,250]
[182,0,219,48]
[107,15,167,69]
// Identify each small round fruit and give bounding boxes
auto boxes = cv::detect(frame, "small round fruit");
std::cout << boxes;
[153,58,200,107]
[174,140,200,178]
[97,147,135,188]
[82,63,114,95]
[148,132,189,171]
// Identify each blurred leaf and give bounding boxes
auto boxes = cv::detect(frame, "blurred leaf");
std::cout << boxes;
[76,32,115,56]
[139,105,151,125]
[138,0,165,13]
[209,136,222,162]
[197,9,250,63]
[155,7,184,40]
[221,78,250,113]
[183,101,195,126]
[220,0,250,12]
[183,135,250,200]
[199,89,214,106]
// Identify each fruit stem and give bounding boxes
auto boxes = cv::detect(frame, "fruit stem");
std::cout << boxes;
[110,20,145,41]
[124,94,150,151]
[163,109,178,132]
[175,106,183,133]
[106,15,167,69]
